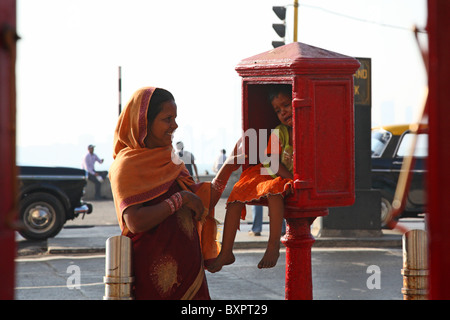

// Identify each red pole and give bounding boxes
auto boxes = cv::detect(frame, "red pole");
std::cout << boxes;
[282,208,328,300]
[427,0,450,300]
[0,0,18,300]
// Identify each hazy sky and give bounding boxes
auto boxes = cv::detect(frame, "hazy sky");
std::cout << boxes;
[16,0,427,172]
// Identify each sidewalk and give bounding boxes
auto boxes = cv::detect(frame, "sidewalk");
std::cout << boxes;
[16,198,403,256]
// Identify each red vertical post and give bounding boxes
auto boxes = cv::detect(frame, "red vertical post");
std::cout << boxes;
[282,208,327,300]
[0,0,17,300]
[427,0,450,300]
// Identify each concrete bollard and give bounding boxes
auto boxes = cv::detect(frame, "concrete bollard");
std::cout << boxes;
[103,235,134,300]
[401,229,428,300]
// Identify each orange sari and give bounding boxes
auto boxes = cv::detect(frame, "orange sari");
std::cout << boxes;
[227,124,293,219]
[109,87,219,299]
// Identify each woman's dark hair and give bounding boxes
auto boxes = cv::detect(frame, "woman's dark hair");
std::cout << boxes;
[147,88,175,124]
[268,84,292,102]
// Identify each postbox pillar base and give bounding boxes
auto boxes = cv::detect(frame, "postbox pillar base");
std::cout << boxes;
[282,208,328,300]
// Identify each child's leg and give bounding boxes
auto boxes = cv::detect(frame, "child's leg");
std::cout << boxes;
[207,201,243,273]
[258,194,284,269]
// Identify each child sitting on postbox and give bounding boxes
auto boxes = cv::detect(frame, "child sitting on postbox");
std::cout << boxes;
[208,84,294,272]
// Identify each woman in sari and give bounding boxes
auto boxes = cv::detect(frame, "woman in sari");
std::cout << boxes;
[109,87,240,300]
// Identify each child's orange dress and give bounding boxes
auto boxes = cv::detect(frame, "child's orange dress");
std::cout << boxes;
[227,124,294,219]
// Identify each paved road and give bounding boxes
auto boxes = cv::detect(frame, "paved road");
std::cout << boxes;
[15,199,426,300]
[15,247,403,300]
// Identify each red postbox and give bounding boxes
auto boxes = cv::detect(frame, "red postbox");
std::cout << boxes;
[235,42,360,299]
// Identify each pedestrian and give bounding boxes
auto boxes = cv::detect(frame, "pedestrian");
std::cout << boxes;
[249,206,286,237]
[82,144,107,199]
[208,84,293,272]
[249,205,263,236]
[109,87,242,300]
[176,141,200,183]
[213,149,227,173]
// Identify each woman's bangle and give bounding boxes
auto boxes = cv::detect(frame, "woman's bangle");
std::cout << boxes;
[164,198,176,214]
[170,192,182,211]
[165,192,183,215]
[212,177,227,194]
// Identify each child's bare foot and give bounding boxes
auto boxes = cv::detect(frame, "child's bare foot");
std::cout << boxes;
[207,252,235,273]
[257,245,280,269]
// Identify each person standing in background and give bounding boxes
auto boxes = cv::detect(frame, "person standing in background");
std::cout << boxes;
[176,141,199,183]
[249,205,263,236]
[249,205,285,237]
[213,149,227,173]
[82,144,106,199]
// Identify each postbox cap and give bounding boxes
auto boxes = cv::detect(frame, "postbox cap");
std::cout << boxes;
[236,42,360,77]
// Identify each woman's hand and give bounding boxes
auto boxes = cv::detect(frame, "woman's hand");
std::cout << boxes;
[123,190,204,233]
[179,190,204,221]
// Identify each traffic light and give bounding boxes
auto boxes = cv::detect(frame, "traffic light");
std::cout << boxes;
[272,6,286,48]
[272,41,285,48]
[273,6,286,20]
[273,24,285,38]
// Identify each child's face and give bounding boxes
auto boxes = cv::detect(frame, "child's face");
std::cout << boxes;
[271,92,293,127]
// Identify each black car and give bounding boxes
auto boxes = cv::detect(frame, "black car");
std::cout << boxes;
[371,124,427,226]
[17,166,93,240]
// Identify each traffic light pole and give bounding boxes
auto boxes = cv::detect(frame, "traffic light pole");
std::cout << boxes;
[294,0,298,42]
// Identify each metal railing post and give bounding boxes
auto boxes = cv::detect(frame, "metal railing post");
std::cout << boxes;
[402,229,428,300]
[103,235,134,300]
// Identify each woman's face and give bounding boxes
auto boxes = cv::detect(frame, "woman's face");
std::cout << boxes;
[144,100,178,149]
[271,92,293,127]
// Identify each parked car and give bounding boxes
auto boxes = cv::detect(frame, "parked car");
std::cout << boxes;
[17,166,93,240]
[371,124,428,226]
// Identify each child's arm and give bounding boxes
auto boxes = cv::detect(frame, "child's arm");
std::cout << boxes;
[209,138,245,208]
[277,164,293,180]
[265,126,293,180]
[273,157,293,180]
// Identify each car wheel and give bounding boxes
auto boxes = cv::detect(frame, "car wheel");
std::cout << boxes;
[380,196,393,227]
[19,192,65,240]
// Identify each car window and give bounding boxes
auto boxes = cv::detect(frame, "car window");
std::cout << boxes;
[396,133,428,158]
[371,129,392,157]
